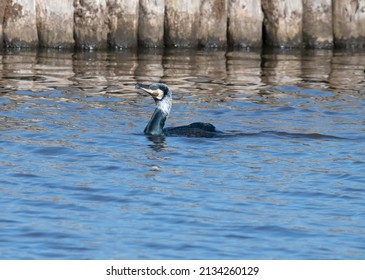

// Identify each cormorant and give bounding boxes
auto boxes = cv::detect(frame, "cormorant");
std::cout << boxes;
[136,83,222,137]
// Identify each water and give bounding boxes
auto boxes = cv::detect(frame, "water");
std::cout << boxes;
[1,49,365,259]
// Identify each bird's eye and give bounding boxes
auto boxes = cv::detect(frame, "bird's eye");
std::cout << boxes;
[150,85,158,90]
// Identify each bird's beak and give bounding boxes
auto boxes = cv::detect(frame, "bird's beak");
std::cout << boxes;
[135,83,164,101]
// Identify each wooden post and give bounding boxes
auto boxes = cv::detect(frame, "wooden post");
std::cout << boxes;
[138,0,165,48]
[74,0,109,50]
[36,0,74,49]
[303,0,333,48]
[3,0,38,48]
[108,0,139,49]
[164,0,200,48]
[228,0,263,48]
[333,0,365,48]
[198,0,227,48]
[0,0,6,49]
[262,0,303,48]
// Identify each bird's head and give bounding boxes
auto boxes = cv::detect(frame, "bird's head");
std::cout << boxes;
[136,83,172,116]
[135,83,171,101]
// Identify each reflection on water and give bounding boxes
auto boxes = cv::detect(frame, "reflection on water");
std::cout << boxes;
[2,48,365,96]
[1,48,365,259]
[146,135,167,152]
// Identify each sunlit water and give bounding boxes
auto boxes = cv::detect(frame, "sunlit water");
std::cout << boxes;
[1,49,365,259]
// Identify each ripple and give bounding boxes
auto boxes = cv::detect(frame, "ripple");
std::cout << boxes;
[1,49,365,260]
[33,146,74,156]
[300,88,333,97]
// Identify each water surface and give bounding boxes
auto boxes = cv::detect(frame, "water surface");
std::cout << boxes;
[1,49,365,259]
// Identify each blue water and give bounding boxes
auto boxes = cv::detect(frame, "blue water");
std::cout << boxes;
[1,49,365,259]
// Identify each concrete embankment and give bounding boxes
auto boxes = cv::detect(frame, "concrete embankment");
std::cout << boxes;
[1,0,365,50]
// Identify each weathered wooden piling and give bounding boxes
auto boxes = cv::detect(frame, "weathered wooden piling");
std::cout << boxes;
[227,0,263,48]
[2,0,365,50]
[3,0,39,48]
[198,0,227,48]
[164,0,200,48]
[0,0,5,49]
[74,0,109,50]
[262,0,303,48]
[333,0,365,48]
[108,0,139,49]
[138,0,165,48]
[303,0,333,48]
[36,0,74,49]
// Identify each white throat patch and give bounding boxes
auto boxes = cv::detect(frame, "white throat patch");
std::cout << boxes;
[157,97,172,116]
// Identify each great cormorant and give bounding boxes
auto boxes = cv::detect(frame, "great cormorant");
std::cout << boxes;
[136,83,222,137]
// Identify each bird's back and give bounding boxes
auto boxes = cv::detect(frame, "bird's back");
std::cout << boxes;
[164,122,223,137]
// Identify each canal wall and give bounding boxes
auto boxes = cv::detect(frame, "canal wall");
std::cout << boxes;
[1,0,365,50]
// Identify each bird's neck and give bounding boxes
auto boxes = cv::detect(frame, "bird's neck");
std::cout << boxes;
[144,97,172,136]
[144,108,168,136]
